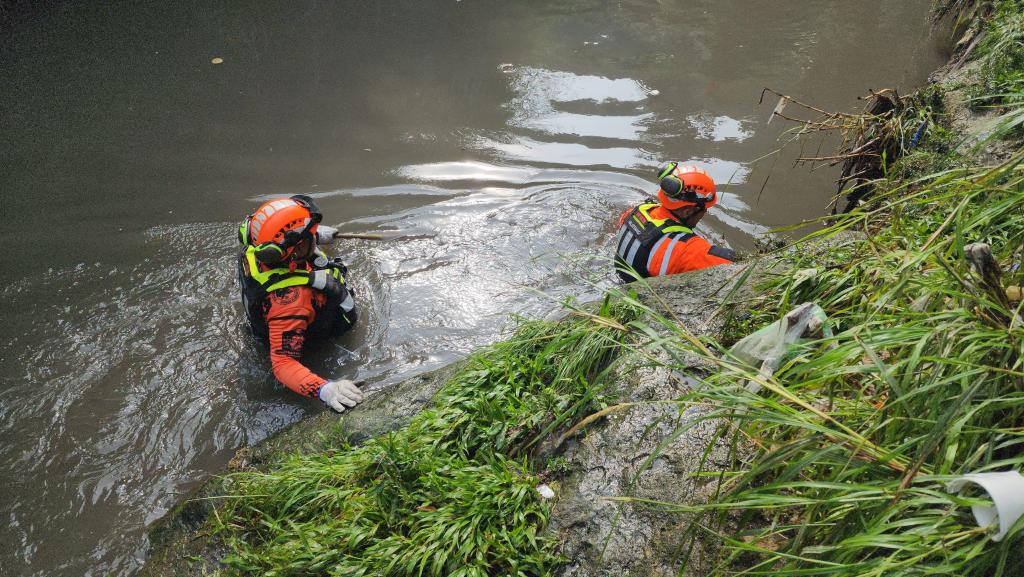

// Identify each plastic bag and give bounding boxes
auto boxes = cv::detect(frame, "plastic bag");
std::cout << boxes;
[729,302,830,392]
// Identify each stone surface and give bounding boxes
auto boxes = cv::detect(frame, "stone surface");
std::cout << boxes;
[547,264,753,577]
[935,59,1021,164]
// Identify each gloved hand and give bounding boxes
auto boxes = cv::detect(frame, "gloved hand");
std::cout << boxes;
[316,225,338,245]
[311,269,344,299]
[327,257,349,277]
[318,379,364,413]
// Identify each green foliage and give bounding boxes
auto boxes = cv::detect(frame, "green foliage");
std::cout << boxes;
[634,115,1024,577]
[887,117,966,180]
[542,456,574,478]
[969,1,1024,103]
[935,0,995,31]
[214,302,636,577]
[600,8,1024,570]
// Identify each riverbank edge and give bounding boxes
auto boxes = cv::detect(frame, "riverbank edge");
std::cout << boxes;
[140,360,467,575]
[139,12,1012,575]
[137,260,767,576]
[139,236,870,577]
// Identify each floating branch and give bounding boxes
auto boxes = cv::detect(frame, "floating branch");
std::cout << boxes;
[762,87,937,213]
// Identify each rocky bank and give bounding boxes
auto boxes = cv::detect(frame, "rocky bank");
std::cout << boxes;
[141,256,788,576]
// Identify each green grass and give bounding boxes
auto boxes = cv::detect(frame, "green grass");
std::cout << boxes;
[591,5,1024,574]
[213,298,637,577]
[594,160,1024,577]
[647,157,1024,575]
[207,5,1024,576]
[605,43,1024,577]
[952,0,1024,107]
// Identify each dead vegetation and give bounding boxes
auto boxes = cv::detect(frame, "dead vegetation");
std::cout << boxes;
[760,87,941,214]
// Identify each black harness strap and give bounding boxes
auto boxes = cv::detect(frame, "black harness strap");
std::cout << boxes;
[615,205,694,281]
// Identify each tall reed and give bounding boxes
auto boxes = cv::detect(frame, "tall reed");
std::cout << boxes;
[611,110,1024,577]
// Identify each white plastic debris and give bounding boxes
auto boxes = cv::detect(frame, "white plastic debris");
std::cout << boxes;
[767,95,788,125]
[536,484,555,500]
[729,302,830,392]
[946,470,1024,542]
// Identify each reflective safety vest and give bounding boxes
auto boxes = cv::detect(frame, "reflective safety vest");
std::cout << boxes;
[236,245,347,340]
[614,202,696,281]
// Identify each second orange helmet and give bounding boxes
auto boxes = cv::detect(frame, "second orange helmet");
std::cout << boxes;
[657,162,717,210]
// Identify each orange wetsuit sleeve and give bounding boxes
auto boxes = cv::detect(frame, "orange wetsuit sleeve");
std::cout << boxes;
[649,235,733,276]
[265,286,327,398]
[617,208,632,226]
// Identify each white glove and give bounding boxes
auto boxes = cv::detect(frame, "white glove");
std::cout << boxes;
[316,225,338,245]
[318,379,363,413]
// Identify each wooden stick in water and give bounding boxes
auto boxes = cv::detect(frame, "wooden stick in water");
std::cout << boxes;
[332,232,389,241]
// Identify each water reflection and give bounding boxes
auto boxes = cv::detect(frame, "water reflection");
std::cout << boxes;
[687,114,755,142]
[504,66,654,139]
[476,135,655,169]
[397,161,651,189]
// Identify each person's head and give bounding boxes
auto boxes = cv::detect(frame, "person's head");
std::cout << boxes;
[239,195,322,265]
[656,162,717,227]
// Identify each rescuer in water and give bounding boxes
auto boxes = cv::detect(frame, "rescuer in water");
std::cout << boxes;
[614,162,736,282]
[237,195,363,413]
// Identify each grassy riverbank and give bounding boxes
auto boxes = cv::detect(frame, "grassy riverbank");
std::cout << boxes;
[212,299,637,576]
[640,3,1024,574]
[661,158,1024,573]
[155,4,1023,577]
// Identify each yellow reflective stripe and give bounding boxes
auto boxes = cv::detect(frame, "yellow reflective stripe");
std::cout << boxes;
[265,276,310,292]
[637,203,665,226]
[244,247,267,283]
[661,225,692,233]
[636,203,693,234]
[244,246,312,292]
[244,246,279,285]
[243,246,345,293]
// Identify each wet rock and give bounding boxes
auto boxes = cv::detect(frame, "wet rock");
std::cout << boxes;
[547,264,751,577]
[934,59,1021,165]
[550,399,734,577]
[252,361,463,461]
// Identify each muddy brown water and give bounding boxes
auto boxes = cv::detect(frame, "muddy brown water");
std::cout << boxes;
[0,1,946,575]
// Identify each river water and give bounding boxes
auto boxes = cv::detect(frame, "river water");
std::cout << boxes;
[0,2,946,575]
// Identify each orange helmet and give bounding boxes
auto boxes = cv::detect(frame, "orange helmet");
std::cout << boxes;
[238,195,322,263]
[656,162,717,210]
